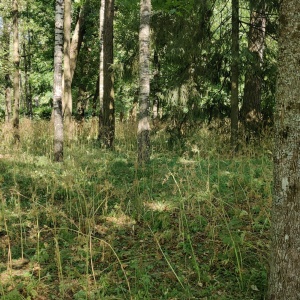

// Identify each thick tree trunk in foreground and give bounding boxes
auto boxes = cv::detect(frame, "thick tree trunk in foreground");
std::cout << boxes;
[268,1,300,299]
[241,4,266,140]
[138,0,151,164]
[100,0,115,148]
[230,0,239,151]
[53,0,64,162]
[12,0,20,142]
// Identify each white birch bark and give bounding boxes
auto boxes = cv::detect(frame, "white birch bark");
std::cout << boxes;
[138,0,151,164]
[53,0,64,162]
[63,0,72,126]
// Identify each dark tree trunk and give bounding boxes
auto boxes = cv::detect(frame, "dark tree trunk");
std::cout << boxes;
[230,0,239,151]
[100,0,115,149]
[152,50,160,122]
[3,18,12,123]
[241,3,266,141]
[23,40,33,119]
[76,86,86,123]
[92,75,99,117]
[12,0,20,143]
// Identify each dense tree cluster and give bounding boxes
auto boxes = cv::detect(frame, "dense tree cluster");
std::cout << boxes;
[0,0,279,150]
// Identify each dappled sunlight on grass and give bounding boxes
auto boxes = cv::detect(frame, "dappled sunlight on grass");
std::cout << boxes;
[144,200,177,212]
[0,119,273,299]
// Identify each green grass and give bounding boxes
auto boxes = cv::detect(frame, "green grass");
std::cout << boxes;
[0,119,272,299]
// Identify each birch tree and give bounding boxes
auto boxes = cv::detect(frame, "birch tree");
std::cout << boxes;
[138,0,151,164]
[98,0,105,138]
[63,0,72,127]
[53,0,64,162]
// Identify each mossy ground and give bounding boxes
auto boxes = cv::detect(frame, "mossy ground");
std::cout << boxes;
[0,119,272,299]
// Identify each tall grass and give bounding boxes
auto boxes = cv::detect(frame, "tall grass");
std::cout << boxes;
[0,118,272,299]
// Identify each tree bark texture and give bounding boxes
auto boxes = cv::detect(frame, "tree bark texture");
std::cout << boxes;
[70,3,86,81]
[98,0,105,138]
[3,18,12,123]
[12,0,20,142]
[268,1,300,299]
[138,0,151,164]
[241,4,266,139]
[230,0,239,151]
[53,0,64,162]
[101,0,115,148]
[62,0,87,122]
[63,0,72,125]
[152,50,160,122]
[23,40,33,119]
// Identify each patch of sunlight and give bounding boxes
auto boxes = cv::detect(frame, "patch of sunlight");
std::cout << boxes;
[0,154,12,160]
[178,157,197,165]
[105,213,136,227]
[144,201,177,212]
[0,258,34,284]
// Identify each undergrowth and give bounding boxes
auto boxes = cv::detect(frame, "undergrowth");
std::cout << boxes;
[0,119,272,299]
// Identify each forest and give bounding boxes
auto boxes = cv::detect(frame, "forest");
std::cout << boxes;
[0,0,299,299]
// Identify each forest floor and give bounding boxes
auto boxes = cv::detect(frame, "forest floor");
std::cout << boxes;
[0,119,272,300]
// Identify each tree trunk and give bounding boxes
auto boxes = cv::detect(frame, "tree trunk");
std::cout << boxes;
[3,18,12,123]
[23,40,33,119]
[100,0,115,148]
[152,50,160,122]
[92,75,99,117]
[62,0,87,122]
[138,0,151,164]
[268,1,300,299]
[98,0,105,139]
[5,76,12,123]
[230,0,239,151]
[63,0,72,127]
[70,2,87,81]
[53,0,64,162]
[12,0,20,142]
[241,3,266,141]
[76,86,86,123]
